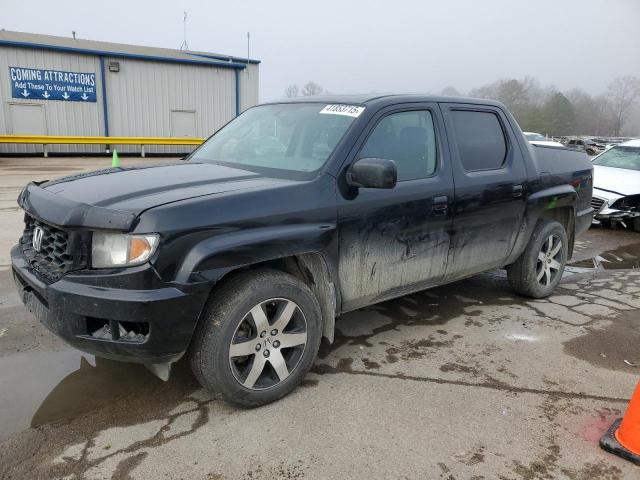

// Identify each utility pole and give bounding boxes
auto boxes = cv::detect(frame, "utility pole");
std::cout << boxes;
[180,12,189,50]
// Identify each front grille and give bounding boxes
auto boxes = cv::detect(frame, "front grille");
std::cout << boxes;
[20,215,89,283]
[591,196,606,213]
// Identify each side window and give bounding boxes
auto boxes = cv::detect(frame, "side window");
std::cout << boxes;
[358,110,437,181]
[450,110,507,171]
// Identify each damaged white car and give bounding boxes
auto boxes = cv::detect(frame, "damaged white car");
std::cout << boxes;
[591,139,640,231]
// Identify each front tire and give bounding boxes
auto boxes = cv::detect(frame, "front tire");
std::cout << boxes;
[507,220,568,298]
[190,269,322,408]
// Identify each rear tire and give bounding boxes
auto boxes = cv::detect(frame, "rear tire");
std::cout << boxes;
[190,269,322,408]
[507,220,568,298]
[633,217,640,233]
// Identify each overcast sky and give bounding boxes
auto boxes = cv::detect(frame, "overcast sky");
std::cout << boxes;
[3,0,639,101]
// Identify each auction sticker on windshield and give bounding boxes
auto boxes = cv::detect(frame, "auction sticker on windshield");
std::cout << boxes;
[319,104,365,117]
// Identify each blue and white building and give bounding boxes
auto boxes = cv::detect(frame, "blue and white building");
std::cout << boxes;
[0,30,260,154]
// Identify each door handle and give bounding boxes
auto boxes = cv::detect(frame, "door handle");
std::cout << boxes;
[431,195,448,216]
[512,185,523,198]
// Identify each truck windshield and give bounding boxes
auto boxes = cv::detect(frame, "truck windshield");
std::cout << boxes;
[592,146,640,171]
[190,103,362,177]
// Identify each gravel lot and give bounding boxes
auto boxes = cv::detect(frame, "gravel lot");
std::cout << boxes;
[1,157,639,479]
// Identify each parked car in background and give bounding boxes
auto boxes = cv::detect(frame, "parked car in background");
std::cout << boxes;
[523,132,564,148]
[587,139,607,154]
[591,139,640,231]
[564,137,605,156]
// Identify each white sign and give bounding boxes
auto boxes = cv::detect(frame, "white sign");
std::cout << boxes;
[319,104,365,118]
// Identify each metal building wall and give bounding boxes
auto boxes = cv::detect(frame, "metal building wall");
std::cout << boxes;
[239,63,260,112]
[103,57,238,155]
[0,64,6,137]
[0,46,104,154]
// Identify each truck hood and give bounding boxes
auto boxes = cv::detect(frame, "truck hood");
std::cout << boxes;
[19,162,290,231]
[593,164,640,196]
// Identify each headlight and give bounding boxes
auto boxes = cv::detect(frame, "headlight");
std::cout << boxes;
[612,195,640,211]
[92,232,159,268]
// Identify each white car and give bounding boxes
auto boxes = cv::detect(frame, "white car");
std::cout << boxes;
[591,139,640,231]
[523,132,564,148]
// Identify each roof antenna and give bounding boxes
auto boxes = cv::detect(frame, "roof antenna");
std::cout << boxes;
[180,11,189,50]
[72,31,76,40]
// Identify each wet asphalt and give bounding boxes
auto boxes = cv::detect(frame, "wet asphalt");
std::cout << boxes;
[1,157,640,479]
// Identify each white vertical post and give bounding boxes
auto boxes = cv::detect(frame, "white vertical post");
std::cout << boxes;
[141,145,146,158]
[43,144,48,158]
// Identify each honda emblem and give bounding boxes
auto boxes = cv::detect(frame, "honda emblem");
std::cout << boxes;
[32,226,44,252]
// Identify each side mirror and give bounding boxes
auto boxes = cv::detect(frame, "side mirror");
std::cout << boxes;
[346,158,397,189]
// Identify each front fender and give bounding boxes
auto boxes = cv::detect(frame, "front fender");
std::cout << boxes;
[174,223,336,283]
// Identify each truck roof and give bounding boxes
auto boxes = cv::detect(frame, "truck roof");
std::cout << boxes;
[272,94,506,109]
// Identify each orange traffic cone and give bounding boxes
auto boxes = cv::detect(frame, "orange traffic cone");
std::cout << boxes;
[601,381,640,465]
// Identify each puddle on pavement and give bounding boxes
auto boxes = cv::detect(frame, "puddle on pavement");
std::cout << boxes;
[568,242,640,271]
[563,310,640,372]
[0,349,197,441]
[560,242,640,370]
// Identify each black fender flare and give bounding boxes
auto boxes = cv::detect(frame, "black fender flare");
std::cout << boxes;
[527,184,578,211]
[174,223,336,284]
[506,184,578,265]
[174,223,339,341]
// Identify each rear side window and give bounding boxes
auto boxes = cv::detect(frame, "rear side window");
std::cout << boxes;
[358,110,437,181]
[451,110,507,171]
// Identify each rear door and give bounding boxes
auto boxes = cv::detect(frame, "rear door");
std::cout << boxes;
[440,103,528,281]
[337,103,454,311]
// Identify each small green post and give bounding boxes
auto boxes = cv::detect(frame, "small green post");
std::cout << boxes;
[112,149,120,168]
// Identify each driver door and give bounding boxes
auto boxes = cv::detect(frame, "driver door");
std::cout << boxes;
[336,104,454,311]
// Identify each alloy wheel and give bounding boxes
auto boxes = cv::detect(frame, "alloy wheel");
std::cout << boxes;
[536,234,563,286]
[228,298,307,390]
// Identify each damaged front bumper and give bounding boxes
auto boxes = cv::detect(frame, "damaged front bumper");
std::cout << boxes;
[594,208,640,223]
[591,191,640,226]
[11,245,210,365]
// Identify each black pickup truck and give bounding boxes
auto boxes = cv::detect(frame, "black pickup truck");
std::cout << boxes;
[12,95,593,407]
